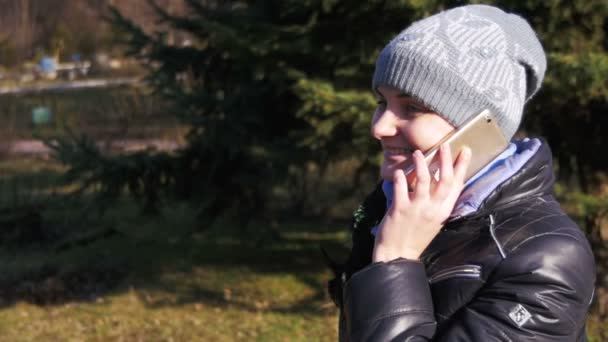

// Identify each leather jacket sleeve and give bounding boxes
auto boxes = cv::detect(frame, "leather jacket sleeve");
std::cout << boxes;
[343,259,436,341]
[342,233,596,341]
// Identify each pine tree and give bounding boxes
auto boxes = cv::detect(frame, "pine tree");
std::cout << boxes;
[57,0,607,226]
[103,0,440,222]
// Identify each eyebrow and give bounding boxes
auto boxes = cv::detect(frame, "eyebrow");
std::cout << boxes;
[376,89,411,98]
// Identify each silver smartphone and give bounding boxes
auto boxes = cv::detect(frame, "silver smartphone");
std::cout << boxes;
[404,109,509,187]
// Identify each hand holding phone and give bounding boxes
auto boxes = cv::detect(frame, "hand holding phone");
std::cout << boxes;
[373,142,472,262]
[404,109,509,188]
[373,109,507,262]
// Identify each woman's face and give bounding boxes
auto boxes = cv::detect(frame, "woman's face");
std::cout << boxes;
[371,85,455,181]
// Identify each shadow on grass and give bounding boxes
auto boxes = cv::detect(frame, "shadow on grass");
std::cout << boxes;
[0,167,65,208]
[0,205,351,317]
[126,220,350,315]
[0,262,128,307]
[0,160,353,316]
[129,236,345,315]
[134,275,329,315]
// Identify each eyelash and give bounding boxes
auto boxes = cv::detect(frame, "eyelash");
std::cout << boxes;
[376,100,423,112]
[406,104,423,111]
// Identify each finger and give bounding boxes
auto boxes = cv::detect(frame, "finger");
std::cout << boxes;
[453,146,472,187]
[392,169,411,209]
[413,150,431,200]
[443,147,472,207]
[433,143,454,199]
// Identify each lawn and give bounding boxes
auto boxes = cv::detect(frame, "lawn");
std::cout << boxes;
[0,158,346,341]
[0,210,348,341]
[0,158,605,341]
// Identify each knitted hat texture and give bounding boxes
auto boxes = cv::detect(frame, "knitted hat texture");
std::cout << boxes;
[372,5,547,140]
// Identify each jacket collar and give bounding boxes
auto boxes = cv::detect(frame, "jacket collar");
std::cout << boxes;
[372,138,555,236]
[450,138,555,222]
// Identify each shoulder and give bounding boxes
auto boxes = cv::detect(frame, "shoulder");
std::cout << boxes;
[488,195,595,301]
[491,195,590,256]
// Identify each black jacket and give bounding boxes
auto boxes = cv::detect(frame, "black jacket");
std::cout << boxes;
[329,141,596,341]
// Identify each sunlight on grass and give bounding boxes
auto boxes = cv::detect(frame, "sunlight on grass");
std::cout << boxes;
[0,293,338,341]
[0,262,340,341]
[0,211,343,341]
[0,159,603,341]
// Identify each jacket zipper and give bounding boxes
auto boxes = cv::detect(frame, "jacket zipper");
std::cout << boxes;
[429,264,482,284]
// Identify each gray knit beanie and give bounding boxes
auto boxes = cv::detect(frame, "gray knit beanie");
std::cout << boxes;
[373,4,546,140]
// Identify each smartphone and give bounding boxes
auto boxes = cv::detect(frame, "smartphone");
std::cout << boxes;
[404,109,509,187]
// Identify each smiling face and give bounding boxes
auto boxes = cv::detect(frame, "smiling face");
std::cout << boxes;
[371,85,456,181]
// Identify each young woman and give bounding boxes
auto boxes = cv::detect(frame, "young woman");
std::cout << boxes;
[327,5,596,341]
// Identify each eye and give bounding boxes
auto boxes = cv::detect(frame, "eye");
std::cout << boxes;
[399,103,424,118]
[405,103,421,111]
[402,99,431,115]
[375,99,387,112]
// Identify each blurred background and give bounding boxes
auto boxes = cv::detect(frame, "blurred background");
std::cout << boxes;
[0,0,606,340]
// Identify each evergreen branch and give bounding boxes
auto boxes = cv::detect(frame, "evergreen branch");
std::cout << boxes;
[104,5,156,57]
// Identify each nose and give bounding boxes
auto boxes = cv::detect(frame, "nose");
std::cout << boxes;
[371,108,398,140]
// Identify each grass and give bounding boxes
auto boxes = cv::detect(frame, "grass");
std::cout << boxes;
[0,192,350,340]
[587,314,608,342]
[0,158,605,341]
